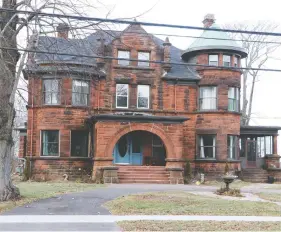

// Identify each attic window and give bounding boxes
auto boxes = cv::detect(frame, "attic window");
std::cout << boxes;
[209,55,218,66]
[118,50,130,66]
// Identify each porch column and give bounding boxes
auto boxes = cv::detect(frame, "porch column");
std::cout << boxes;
[273,135,278,154]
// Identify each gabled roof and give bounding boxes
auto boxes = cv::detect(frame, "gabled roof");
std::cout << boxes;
[182,24,247,60]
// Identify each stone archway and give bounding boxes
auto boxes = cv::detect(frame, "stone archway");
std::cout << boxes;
[105,124,176,162]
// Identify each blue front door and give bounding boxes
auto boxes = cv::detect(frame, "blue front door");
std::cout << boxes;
[113,133,143,165]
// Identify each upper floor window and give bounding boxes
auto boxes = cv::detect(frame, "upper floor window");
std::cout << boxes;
[41,130,59,156]
[228,135,238,159]
[197,135,216,159]
[116,84,129,108]
[199,86,217,110]
[43,79,60,105]
[72,80,89,106]
[138,52,150,67]
[209,54,218,66]
[223,55,231,67]
[137,85,150,109]
[234,56,239,67]
[71,131,89,157]
[118,50,130,66]
[228,87,240,112]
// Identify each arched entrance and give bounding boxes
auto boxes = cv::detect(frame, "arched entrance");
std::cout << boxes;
[113,130,166,166]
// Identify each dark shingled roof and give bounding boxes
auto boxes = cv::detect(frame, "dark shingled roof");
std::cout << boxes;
[32,28,200,80]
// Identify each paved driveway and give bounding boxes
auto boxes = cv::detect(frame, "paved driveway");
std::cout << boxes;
[1,183,280,231]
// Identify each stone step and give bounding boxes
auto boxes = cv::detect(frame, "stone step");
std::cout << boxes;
[118,171,168,175]
[119,179,170,184]
[118,173,169,177]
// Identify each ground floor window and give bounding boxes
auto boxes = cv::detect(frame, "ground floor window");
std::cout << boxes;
[71,131,89,157]
[41,130,59,156]
[197,135,216,159]
[227,135,238,159]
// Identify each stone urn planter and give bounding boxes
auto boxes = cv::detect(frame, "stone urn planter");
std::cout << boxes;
[222,174,238,191]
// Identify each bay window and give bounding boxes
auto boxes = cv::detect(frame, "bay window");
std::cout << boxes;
[223,55,231,67]
[43,79,60,105]
[228,135,238,159]
[228,87,240,112]
[118,50,130,66]
[116,84,129,108]
[199,86,217,110]
[209,54,218,66]
[137,85,150,109]
[72,80,89,106]
[41,130,59,156]
[197,135,216,159]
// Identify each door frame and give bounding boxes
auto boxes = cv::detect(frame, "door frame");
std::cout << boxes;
[246,139,257,168]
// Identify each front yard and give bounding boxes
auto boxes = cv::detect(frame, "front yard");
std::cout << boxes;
[118,221,281,231]
[0,181,101,213]
[104,191,281,216]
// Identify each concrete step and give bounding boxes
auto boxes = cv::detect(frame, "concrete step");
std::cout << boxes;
[119,179,170,184]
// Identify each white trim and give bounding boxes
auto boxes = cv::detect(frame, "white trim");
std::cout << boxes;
[137,85,150,109]
[116,83,129,109]
[40,130,60,157]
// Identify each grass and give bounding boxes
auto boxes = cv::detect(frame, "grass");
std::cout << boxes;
[118,221,281,231]
[0,181,102,213]
[262,183,281,189]
[203,179,251,188]
[257,193,281,203]
[105,191,281,216]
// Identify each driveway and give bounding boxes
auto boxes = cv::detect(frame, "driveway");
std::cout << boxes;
[1,183,279,231]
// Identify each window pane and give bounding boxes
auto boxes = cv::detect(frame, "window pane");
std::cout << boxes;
[223,55,231,67]
[116,84,128,96]
[71,131,88,157]
[117,96,128,108]
[228,87,239,112]
[116,84,128,108]
[137,85,149,108]
[118,50,130,66]
[209,55,218,66]
[72,80,89,106]
[228,135,237,159]
[138,52,150,67]
[265,136,273,154]
[43,79,60,105]
[199,87,217,110]
[198,135,215,158]
[234,56,238,67]
[42,131,59,156]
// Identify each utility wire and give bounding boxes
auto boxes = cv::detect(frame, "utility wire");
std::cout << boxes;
[1,8,281,37]
[2,46,281,73]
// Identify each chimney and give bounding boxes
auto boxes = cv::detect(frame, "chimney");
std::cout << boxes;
[96,34,106,67]
[57,23,70,39]
[163,37,172,72]
[202,14,215,28]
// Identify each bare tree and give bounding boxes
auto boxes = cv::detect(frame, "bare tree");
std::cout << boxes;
[226,22,280,125]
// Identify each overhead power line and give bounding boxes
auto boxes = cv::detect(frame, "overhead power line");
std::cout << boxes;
[2,46,281,73]
[1,8,281,37]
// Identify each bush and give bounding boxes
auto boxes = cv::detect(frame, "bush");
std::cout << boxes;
[183,160,192,184]
[216,187,243,197]
[22,157,31,181]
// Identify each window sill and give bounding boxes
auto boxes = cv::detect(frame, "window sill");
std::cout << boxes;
[113,65,155,71]
[28,156,92,161]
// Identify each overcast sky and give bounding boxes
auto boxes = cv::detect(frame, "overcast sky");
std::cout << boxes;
[90,0,281,151]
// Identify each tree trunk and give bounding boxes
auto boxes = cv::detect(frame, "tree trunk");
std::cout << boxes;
[0,0,20,201]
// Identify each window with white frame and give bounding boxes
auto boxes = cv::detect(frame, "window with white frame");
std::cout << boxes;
[234,56,239,67]
[116,84,129,108]
[43,79,60,105]
[72,80,89,106]
[228,135,238,159]
[71,131,89,157]
[198,135,216,159]
[209,54,218,66]
[223,55,231,67]
[228,87,240,112]
[118,50,130,66]
[199,86,217,110]
[137,85,150,109]
[257,136,273,157]
[138,52,150,67]
[41,130,59,156]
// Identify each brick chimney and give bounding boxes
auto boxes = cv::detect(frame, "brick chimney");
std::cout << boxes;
[202,14,215,28]
[57,23,70,39]
[163,37,172,72]
[96,35,106,67]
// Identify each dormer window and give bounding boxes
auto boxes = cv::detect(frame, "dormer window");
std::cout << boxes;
[209,54,218,66]
[138,52,150,67]
[118,50,130,66]
[223,55,231,67]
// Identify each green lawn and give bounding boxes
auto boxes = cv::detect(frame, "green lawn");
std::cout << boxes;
[0,181,102,213]
[105,191,281,216]
[203,180,251,188]
[118,221,281,231]
[257,193,281,203]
